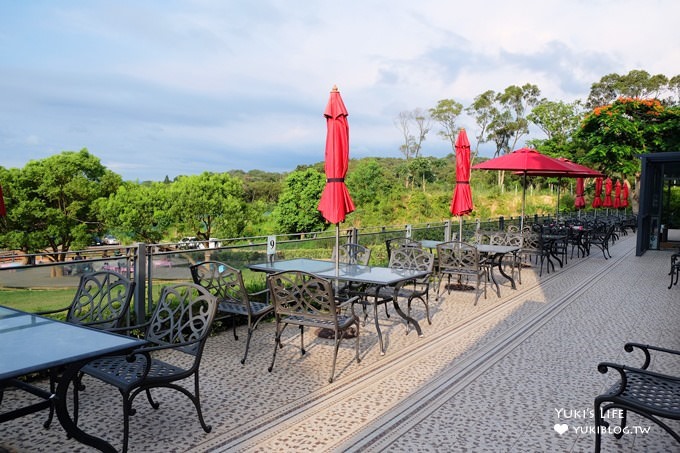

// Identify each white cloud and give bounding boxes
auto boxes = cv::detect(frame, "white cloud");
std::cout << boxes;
[0,0,678,180]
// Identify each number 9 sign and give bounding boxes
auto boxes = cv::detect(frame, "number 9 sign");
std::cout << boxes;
[267,236,276,256]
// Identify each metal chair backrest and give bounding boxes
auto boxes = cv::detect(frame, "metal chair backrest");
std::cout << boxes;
[385,237,421,260]
[67,270,135,330]
[388,247,434,282]
[190,261,250,312]
[146,283,218,357]
[333,243,371,265]
[267,271,340,327]
[504,232,524,248]
[436,241,481,273]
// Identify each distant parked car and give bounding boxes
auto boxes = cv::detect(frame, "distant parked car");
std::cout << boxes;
[91,236,103,246]
[178,237,200,249]
[103,234,120,245]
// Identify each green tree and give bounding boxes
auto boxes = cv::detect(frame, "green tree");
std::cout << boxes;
[95,182,172,243]
[395,108,431,160]
[495,83,541,153]
[346,159,393,206]
[169,172,247,240]
[429,99,464,155]
[273,168,326,234]
[0,149,121,262]
[527,99,585,156]
[577,97,680,178]
[466,90,497,161]
[586,70,676,108]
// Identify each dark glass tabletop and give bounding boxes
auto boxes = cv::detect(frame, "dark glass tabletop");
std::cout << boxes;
[0,306,145,381]
[247,258,336,274]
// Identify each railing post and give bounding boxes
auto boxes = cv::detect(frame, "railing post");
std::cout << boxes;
[134,243,147,323]
[499,216,505,231]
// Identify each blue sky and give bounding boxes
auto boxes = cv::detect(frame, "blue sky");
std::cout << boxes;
[1,0,678,181]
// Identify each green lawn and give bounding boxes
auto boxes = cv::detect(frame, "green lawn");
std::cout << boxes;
[0,288,74,313]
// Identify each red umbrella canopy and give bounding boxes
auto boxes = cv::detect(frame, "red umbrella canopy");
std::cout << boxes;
[450,129,473,216]
[472,147,574,173]
[592,177,603,208]
[473,148,574,230]
[514,157,603,178]
[622,181,630,208]
[574,177,586,209]
[603,177,613,208]
[613,179,622,208]
[318,86,355,224]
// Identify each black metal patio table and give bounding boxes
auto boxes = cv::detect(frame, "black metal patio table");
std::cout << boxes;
[475,244,520,297]
[0,305,146,452]
[248,258,429,354]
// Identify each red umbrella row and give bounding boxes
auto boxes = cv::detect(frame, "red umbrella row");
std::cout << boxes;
[472,148,596,229]
[591,177,629,210]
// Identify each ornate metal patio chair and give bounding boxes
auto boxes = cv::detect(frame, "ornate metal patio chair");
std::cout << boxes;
[332,243,371,265]
[354,246,435,336]
[78,283,218,453]
[502,232,524,284]
[190,261,272,364]
[385,237,421,261]
[594,343,680,452]
[36,270,135,428]
[520,231,552,276]
[331,243,372,299]
[36,270,135,329]
[436,241,487,305]
[386,247,434,331]
[266,270,360,383]
[589,223,616,259]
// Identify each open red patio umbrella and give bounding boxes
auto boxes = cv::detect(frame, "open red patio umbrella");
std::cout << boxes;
[603,177,613,208]
[613,179,622,209]
[575,178,586,210]
[472,147,574,230]
[515,157,601,217]
[592,177,603,209]
[450,129,473,240]
[622,180,629,209]
[318,85,355,271]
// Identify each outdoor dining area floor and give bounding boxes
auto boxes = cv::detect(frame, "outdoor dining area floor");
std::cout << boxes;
[2,234,679,452]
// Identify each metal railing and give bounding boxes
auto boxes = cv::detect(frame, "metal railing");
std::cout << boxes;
[1,214,562,321]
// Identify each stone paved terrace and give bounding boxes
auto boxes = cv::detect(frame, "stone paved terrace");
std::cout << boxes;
[1,234,679,452]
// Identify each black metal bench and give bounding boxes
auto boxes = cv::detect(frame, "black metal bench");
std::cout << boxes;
[594,343,680,452]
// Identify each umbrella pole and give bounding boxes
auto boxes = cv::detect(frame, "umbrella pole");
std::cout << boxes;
[555,178,561,221]
[459,216,463,241]
[335,223,340,275]
[521,172,527,231]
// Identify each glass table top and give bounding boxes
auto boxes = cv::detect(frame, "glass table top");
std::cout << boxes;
[0,306,145,381]
[249,259,428,286]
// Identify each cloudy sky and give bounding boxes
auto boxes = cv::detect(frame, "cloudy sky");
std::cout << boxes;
[1,0,678,181]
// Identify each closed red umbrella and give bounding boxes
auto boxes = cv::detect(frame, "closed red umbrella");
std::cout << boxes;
[472,147,574,229]
[574,177,586,209]
[450,129,473,239]
[592,177,603,208]
[318,86,355,272]
[603,177,613,208]
[622,181,629,208]
[613,180,622,209]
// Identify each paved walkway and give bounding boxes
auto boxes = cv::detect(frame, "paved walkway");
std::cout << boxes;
[2,234,679,452]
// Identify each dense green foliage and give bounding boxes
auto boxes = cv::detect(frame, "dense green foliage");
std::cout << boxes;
[1,70,679,255]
